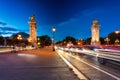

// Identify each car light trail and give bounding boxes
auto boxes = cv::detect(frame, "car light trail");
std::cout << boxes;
[65,52,120,80]
[17,53,37,58]
[57,50,88,80]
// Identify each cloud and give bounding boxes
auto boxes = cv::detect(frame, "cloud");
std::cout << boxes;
[81,8,104,17]
[0,21,7,26]
[0,26,18,36]
[0,20,24,37]
[0,27,18,31]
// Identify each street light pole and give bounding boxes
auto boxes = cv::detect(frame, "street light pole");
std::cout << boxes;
[52,27,56,51]
[17,34,22,46]
[104,37,110,45]
[115,29,120,45]
[3,37,6,46]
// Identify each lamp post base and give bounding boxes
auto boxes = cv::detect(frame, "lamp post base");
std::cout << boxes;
[52,46,55,51]
[53,48,55,51]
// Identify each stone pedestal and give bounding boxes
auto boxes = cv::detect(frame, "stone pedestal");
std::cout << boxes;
[91,41,100,46]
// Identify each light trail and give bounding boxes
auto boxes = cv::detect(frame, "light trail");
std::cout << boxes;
[65,52,120,80]
[57,50,88,80]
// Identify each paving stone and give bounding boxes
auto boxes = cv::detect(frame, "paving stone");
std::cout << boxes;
[0,48,79,80]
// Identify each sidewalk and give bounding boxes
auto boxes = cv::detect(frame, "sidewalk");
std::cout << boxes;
[20,48,79,80]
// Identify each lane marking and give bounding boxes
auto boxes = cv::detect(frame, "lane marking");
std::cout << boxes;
[57,50,88,80]
[66,52,120,80]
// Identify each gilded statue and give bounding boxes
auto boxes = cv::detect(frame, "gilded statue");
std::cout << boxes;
[93,20,98,25]
[30,15,35,22]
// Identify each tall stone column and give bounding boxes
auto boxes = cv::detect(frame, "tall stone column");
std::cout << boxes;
[91,20,100,46]
[28,15,37,48]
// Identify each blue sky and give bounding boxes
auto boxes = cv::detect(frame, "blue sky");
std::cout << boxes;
[0,0,120,41]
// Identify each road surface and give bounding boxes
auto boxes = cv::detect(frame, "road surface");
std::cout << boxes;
[0,48,79,80]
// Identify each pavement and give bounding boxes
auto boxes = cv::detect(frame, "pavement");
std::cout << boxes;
[0,48,79,80]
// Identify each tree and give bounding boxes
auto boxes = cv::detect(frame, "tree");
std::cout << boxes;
[108,32,120,44]
[0,36,4,45]
[63,36,77,45]
[11,32,29,46]
[11,32,29,40]
[85,37,91,45]
[100,37,105,44]
[56,40,63,46]
[37,35,52,47]
[85,37,105,45]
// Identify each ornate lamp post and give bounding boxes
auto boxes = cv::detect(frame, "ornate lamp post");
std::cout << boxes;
[77,38,83,46]
[37,38,41,48]
[104,37,110,45]
[115,39,119,44]
[115,29,119,45]
[17,35,22,40]
[52,27,56,51]
[28,37,31,43]
[115,29,119,34]
[17,34,22,46]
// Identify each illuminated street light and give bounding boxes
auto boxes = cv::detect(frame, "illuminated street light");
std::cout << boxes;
[115,29,119,34]
[115,39,119,45]
[37,42,40,46]
[17,34,22,40]
[52,27,56,32]
[37,37,41,48]
[28,37,32,42]
[52,27,56,51]
[104,37,110,45]
[77,38,83,46]
[17,34,22,47]
[115,29,120,45]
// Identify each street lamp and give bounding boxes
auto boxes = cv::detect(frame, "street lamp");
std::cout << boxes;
[37,37,40,48]
[115,29,119,34]
[17,34,22,46]
[104,37,110,45]
[52,27,56,32]
[115,39,119,45]
[77,38,83,46]
[115,29,120,45]
[52,27,56,51]
[28,37,32,43]
[17,34,22,40]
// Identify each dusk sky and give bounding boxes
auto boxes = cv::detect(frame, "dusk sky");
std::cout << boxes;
[0,0,120,41]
